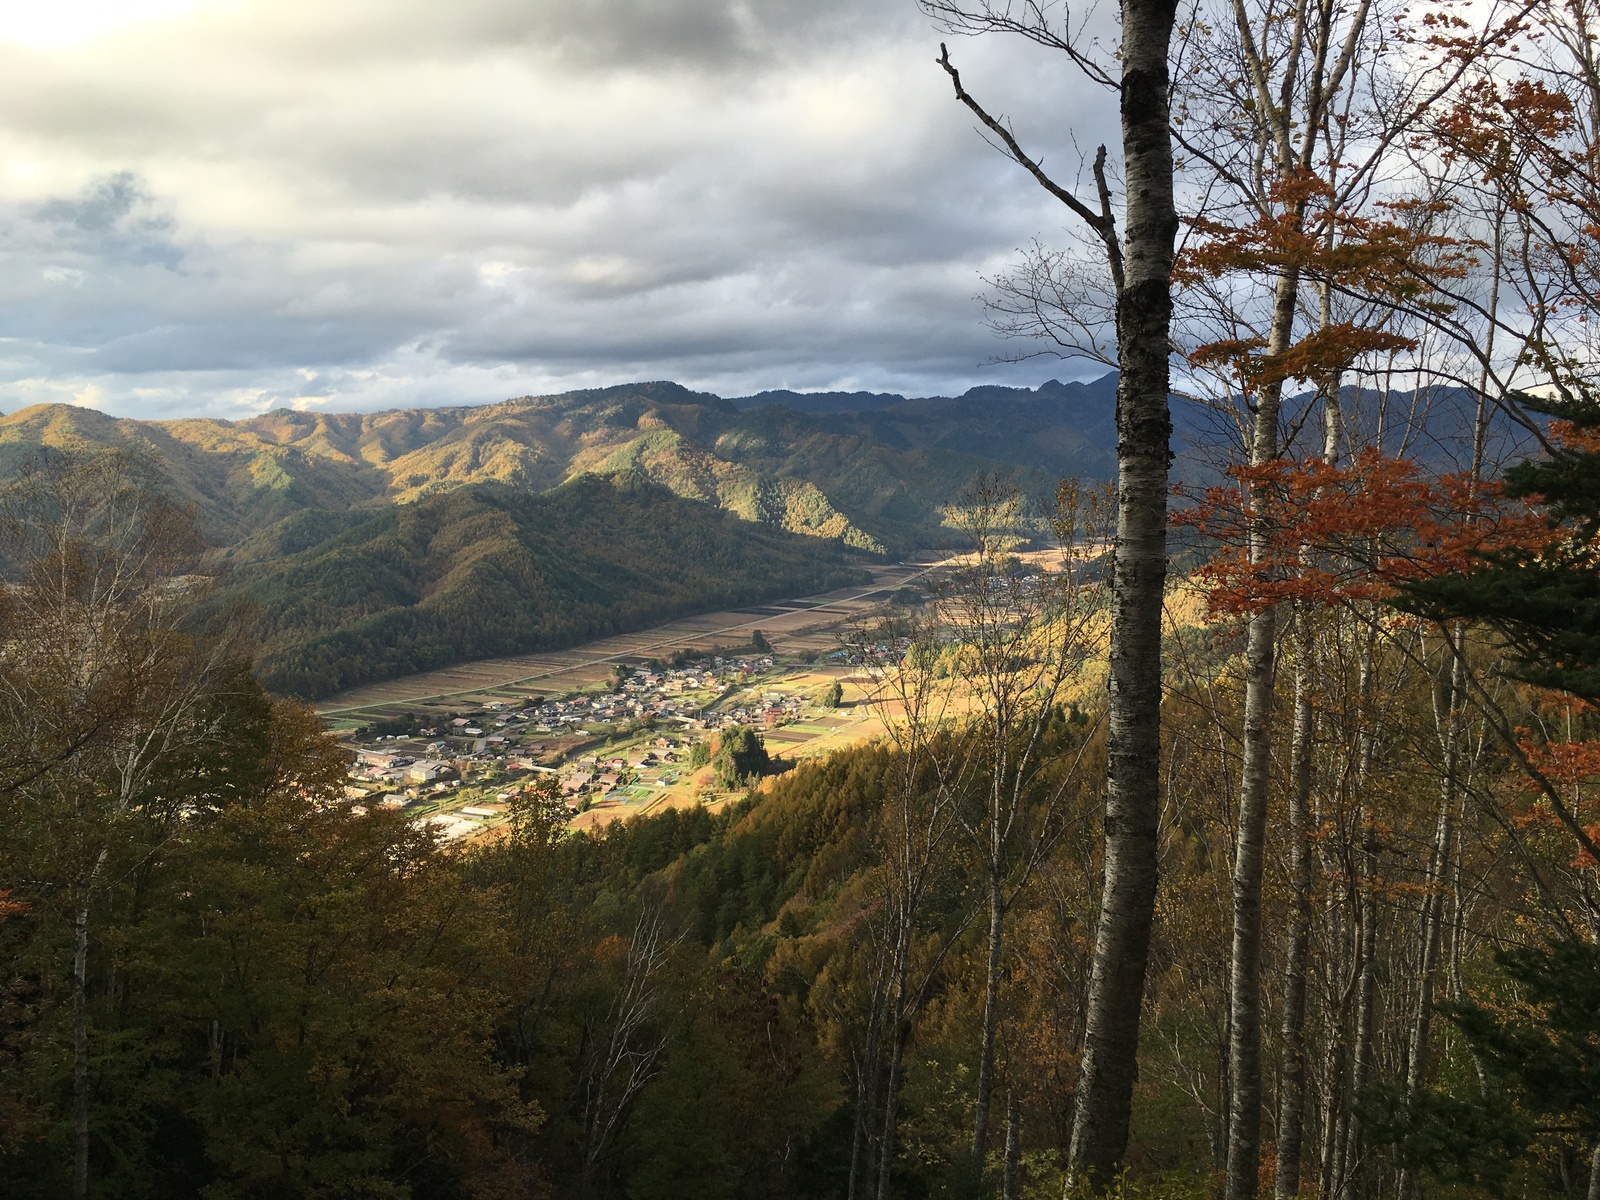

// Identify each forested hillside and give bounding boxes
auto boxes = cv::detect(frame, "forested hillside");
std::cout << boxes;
[9,439,1600,1200]
[207,472,863,698]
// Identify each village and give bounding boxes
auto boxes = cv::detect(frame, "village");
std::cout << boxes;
[338,648,878,843]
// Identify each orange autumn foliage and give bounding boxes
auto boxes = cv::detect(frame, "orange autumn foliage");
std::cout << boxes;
[1176,173,1476,396]
[1515,734,1600,792]
[1550,418,1600,454]
[1176,450,1549,617]
[1507,732,1600,867]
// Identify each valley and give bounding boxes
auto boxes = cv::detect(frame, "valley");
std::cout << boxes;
[0,376,1122,699]
[315,557,934,717]
[318,559,935,839]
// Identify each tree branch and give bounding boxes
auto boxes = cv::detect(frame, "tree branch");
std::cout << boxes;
[938,43,1126,290]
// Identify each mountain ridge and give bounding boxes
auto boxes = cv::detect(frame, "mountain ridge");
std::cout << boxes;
[0,374,1123,554]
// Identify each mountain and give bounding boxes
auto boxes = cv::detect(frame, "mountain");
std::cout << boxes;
[730,376,1118,476]
[0,376,1123,698]
[0,375,1122,555]
[728,388,914,415]
[201,473,862,698]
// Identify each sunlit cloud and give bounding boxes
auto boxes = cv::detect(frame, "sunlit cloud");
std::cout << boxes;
[0,0,219,51]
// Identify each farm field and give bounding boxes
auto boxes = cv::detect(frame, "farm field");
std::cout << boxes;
[314,558,941,722]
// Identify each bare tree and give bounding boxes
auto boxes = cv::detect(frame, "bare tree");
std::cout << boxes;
[575,898,685,1198]
[849,613,979,1200]
[840,480,1107,1195]
[933,476,1109,1170]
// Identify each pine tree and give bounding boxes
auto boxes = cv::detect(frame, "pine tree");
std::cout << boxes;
[1401,395,1600,701]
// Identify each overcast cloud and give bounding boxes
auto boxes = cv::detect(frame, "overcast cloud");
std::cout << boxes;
[0,0,1119,419]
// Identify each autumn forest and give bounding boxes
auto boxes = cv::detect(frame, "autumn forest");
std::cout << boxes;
[7,0,1600,1198]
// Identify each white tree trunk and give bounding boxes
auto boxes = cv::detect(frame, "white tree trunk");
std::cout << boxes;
[1066,0,1179,1170]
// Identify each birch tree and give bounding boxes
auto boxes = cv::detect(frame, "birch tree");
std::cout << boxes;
[934,477,1109,1172]
[920,0,1181,1181]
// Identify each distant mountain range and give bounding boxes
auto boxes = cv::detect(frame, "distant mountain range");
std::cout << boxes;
[0,375,1122,697]
[0,374,1121,554]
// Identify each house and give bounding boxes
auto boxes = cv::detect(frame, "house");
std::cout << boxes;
[405,759,453,785]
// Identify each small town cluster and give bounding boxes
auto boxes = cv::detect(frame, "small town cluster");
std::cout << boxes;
[338,653,845,843]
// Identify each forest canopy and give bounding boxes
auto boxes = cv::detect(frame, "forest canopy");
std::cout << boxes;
[17,0,1600,1193]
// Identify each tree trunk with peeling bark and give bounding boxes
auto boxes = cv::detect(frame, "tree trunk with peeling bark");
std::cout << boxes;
[927,0,1176,1183]
[1066,0,1179,1182]
[1224,254,1299,1200]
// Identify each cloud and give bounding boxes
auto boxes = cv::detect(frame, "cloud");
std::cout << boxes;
[0,0,1122,418]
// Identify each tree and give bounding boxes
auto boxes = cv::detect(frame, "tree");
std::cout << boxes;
[714,726,772,788]
[575,900,685,1197]
[0,452,245,1199]
[923,0,1180,1181]
[1368,942,1600,1195]
[1404,401,1600,702]
[850,627,976,1200]
[157,707,535,1199]
[929,477,1108,1176]
[0,452,543,1198]
[1164,0,1502,1180]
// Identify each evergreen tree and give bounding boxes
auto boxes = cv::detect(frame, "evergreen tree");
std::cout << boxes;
[1401,394,1600,701]
[712,726,771,788]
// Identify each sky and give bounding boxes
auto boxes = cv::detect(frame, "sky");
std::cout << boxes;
[0,0,1120,420]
